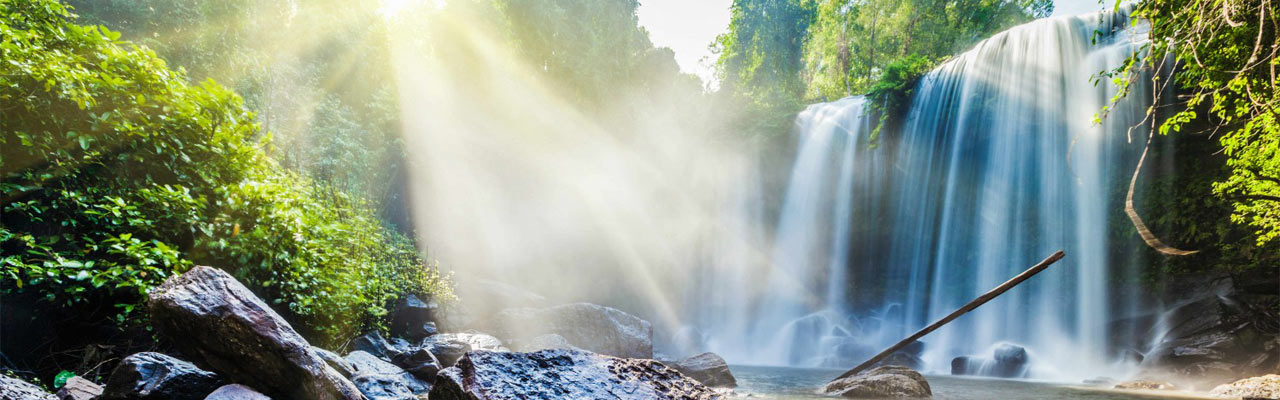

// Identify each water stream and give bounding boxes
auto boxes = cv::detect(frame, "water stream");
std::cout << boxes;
[695,7,1171,381]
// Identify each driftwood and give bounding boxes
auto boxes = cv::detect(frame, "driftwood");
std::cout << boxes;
[832,250,1066,380]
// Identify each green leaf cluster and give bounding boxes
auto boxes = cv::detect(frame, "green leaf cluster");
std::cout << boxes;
[0,0,450,346]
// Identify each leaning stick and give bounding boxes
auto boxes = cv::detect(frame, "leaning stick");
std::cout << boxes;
[832,250,1066,380]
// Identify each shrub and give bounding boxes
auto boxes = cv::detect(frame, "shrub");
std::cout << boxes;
[0,0,450,346]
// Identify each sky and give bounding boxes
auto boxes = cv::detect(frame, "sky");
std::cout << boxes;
[636,0,1109,86]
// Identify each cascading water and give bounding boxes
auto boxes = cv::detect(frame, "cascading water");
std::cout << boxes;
[702,7,1171,380]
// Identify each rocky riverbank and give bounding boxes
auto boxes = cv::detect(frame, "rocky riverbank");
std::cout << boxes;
[0,266,738,399]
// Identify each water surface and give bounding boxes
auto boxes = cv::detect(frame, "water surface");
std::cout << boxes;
[731,365,1204,400]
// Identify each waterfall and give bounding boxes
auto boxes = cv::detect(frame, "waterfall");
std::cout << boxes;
[709,7,1170,380]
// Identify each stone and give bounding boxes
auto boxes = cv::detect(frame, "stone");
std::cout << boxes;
[950,356,973,376]
[671,352,736,388]
[56,376,103,400]
[344,351,430,398]
[1083,377,1115,386]
[474,303,651,359]
[315,348,356,378]
[204,384,271,400]
[430,349,718,400]
[351,331,405,362]
[147,266,363,400]
[390,295,439,342]
[949,344,1028,378]
[819,365,932,398]
[1210,375,1280,400]
[1113,380,1177,390]
[421,340,470,369]
[0,374,56,400]
[425,332,507,353]
[101,352,223,400]
[388,347,441,382]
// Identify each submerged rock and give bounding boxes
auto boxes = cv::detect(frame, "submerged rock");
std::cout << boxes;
[204,384,271,400]
[147,266,363,400]
[672,352,736,388]
[430,348,718,400]
[820,365,932,398]
[0,374,55,400]
[101,352,223,400]
[56,376,103,400]
[949,344,1028,378]
[474,303,652,359]
[1210,375,1280,399]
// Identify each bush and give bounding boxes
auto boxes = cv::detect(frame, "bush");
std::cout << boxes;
[0,0,450,346]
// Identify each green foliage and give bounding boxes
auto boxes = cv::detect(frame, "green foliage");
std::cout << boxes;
[713,0,818,109]
[1110,0,1280,245]
[865,54,934,143]
[800,0,1052,100]
[0,0,450,345]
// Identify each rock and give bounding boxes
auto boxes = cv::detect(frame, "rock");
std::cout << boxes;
[56,376,103,400]
[671,352,736,388]
[430,348,717,400]
[513,334,578,352]
[474,303,652,359]
[990,343,1029,378]
[388,347,441,382]
[421,340,470,369]
[147,266,363,400]
[950,344,1028,378]
[343,351,430,398]
[1210,375,1280,399]
[101,352,223,400]
[1113,380,1177,390]
[316,348,356,378]
[819,365,932,398]
[1138,289,1279,382]
[204,384,271,400]
[391,295,439,342]
[426,332,507,353]
[1082,377,1115,386]
[0,374,56,400]
[351,331,406,362]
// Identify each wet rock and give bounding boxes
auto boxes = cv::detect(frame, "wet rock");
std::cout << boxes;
[204,384,271,400]
[1210,375,1280,399]
[101,352,222,400]
[351,331,411,362]
[473,303,651,359]
[430,348,717,400]
[1113,380,1177,390]
[391,295,438,342]
[0,374,56,400]
[344,351,430,398]
[819,365,932,398]
[147,266,363,400]
[950,344,1028,378]
[56,376,102,400]
[316,348,356,378]
[990,344,1029,378]
[389,347,441,382]
[427,332,507,353]
[421,340,470,369]
[513,333,578,352]
[672,352,736,388]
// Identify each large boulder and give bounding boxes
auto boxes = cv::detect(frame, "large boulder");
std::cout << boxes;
[56,376,103,400]
[512,333,578,353]
[1210,375,1280,399]
[671,352,736,388]
[1140,294,1278,381]
[0,374,56,400]
[204,384,271,400]
[147,266,363,400]
[819,365,932,398]
[390,295,439,342]
[343,351,430,399]
[315,348,356,378]
[101,352,223,400]
[474,303,652,359]
[430,349,718,400]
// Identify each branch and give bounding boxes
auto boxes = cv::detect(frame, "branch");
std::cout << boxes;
[1126,133,1200,255]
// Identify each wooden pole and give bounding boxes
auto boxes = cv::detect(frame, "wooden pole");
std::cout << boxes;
[832,250,1066,381]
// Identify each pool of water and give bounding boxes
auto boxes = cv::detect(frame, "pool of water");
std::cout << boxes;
[730,365,1210,399]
